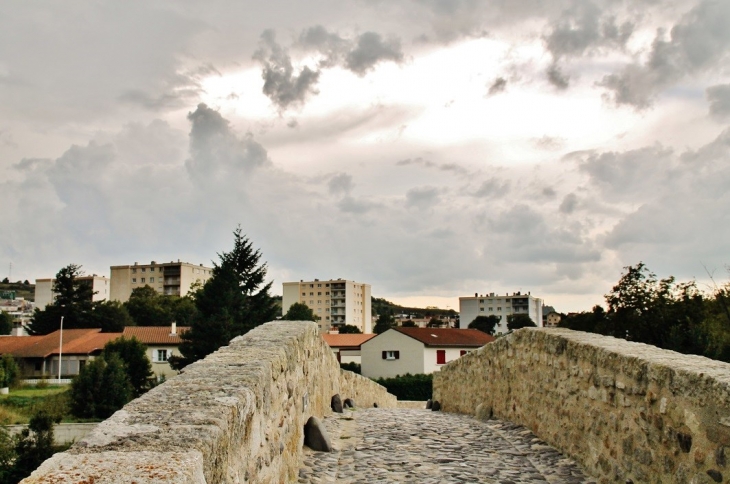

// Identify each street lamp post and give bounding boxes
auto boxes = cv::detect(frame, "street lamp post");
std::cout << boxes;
[58,316,64,383]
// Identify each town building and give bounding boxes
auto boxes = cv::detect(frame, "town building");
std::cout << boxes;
[459,291,543,335]
[110,260,213,302]
[34,275,110,309]
[282,279,372,333]
[544,311,561,327]
[321,333,375,364]
[360,327,494,379]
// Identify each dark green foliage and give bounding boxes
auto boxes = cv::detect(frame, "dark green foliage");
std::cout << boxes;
[0,355,19,388]
[400,320,417,327]
[337,324,362,333]
[173,227,279,370]
[103,337,152,397]
[70,354,132,419]
[90,300,134,332]
[339,362,361,374]
[468,315,500,335]
[282,302,319,321]
[374,309,396,334]
[7,410,59,482]
[371,297,458,320]
[0,426,14,483]
[375,373,433,400]
[0,312,12,335]
[506,313,536,331]
[124,285,198,327]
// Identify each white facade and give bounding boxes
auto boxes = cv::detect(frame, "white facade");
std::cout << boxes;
[110,260,213,302]
[34,276,110,309]
[282,279,372,333]
[459,292,543,335]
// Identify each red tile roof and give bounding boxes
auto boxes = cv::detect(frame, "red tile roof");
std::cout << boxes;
[393,327,495,347]
[322,333,376,349]
[122,326,188,345]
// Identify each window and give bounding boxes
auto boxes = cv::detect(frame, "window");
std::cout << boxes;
[318,292,322,296]
[325,292,329,295]
[488,307,493,312]
[497,307,502,311]
[142,268,146,272]
[132,268,137,273]
[382,350,400,360]
[309,292,314,296]
[141,278,145,283]
[325,284,330,287]
[302,293,306,296]
[309,284,314,288]
[480,308,484,312]
[436,350,446,364]
[479,299,484,303]
[132,278,137,283]
[154,350,168,362]
[317,284,322,287]
[150,277,154,283]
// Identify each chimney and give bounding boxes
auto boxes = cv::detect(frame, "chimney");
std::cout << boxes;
[170,322,177,336]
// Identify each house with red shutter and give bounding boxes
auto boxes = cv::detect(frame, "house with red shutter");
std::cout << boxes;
[360,327,494,379]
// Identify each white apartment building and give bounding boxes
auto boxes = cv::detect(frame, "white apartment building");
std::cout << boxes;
[34,275,110,309]
[459,291,543,335]
[110,260,213,302]
[282,279,372,334]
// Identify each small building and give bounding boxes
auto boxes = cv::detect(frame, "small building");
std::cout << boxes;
[110,260,213,302]
[121,324,188,379]
[322,333,375,364]
[360,327,494,379]
[459,291,543,335]
[544,312,561,327]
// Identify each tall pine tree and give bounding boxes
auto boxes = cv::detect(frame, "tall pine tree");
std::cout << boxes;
[171,227,279,369]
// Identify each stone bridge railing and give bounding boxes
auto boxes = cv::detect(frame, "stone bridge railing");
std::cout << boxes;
[23,321,395,483]
[434,327,730,484]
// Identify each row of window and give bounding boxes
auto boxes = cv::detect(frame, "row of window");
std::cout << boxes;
[382,349,469,364]
[132,277,161,284]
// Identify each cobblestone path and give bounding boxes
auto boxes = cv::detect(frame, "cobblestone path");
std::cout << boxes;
[298,408,596,484]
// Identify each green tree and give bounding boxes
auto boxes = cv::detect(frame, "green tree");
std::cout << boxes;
[0,355,19,388]
[282,302,319,321]
[400,320,417,328]
[338,324,362,333]
[9,410,59,482]
[468,315,500,335]
[89,300,134,332]
[103,337,152,397]
[374,309,396,334]
[70,354,132,419]
[559,306,607,333]
[0,426,15,483]
[0,312,12,335]
[507,313,536,330]
[28,264,95,334]
[124,285,174,326]
[173,227,279,369]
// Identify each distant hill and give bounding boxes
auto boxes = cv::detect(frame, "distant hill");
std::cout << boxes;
[0,281,34,301]
[371,296,457,319]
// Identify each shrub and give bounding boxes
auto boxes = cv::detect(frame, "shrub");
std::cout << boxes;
[374,373,433,400]
[340,362,361,374]
[70,354,132,419]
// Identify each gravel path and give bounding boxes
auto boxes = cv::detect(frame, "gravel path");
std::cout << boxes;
[298,408,596,484]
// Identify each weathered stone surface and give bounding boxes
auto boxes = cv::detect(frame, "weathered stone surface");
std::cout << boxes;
[22,321,396,484]
[331,394,343,413]
[303,416,332,452]
[434,327,730,484]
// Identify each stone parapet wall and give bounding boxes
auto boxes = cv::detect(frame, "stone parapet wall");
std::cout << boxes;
[23,321,395,483]
[433,328,730,484]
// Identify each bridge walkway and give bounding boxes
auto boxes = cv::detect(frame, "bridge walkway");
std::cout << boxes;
[298,408,596,484]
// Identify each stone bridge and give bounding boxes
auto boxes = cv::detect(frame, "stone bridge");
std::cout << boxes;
[22,322,730,484]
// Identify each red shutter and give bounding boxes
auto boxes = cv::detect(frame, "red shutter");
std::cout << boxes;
[382,351,387,359]
[437,350,446,364]
[394,351,400,359]
[460,350,467,357]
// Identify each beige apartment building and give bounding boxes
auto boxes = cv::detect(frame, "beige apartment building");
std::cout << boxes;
[35,275,110,309]
[110,260,213,302]
[282,279,372,334]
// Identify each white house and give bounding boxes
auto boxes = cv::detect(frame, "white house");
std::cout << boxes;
[360,327,495,379]
[321,333,375,364]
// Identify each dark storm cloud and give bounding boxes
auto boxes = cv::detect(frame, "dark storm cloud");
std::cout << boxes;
[487,77,507,96]
[600,0,730,109]
[707,84,730,119]
[185,103,269,183]
[254,30,321,111]
[345,32,405,76]
[297,25,350,68]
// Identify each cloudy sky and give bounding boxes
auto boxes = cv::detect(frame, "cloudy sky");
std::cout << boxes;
[2,0,730,312]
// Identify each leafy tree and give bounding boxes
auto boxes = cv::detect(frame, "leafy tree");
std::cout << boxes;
[507,313,536,330]
[28,264,95,334]
[375,373,433,400]
[400,320,417,327]
[282,302,319,321]
[374,309,396,334]
[559,306,607,333]
[0,278,8,284]
[103,337,152,397]
[89,300,134,332]
[173,227,279,369]
[468,315,501,335]
[337,324,362,333]
[0,355,19,388]
[0,426,15,483]
[70,354,132,419]
[8,410,59,482]
[124,285,173,326]
[0,312,12,335]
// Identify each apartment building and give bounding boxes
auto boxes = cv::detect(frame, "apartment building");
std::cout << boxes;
[282,279,372,334]
[459,291,543,335]
[34,275,110,309]
[110,260,213,302]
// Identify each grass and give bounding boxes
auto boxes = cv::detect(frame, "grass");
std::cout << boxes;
[0,385,72,424]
